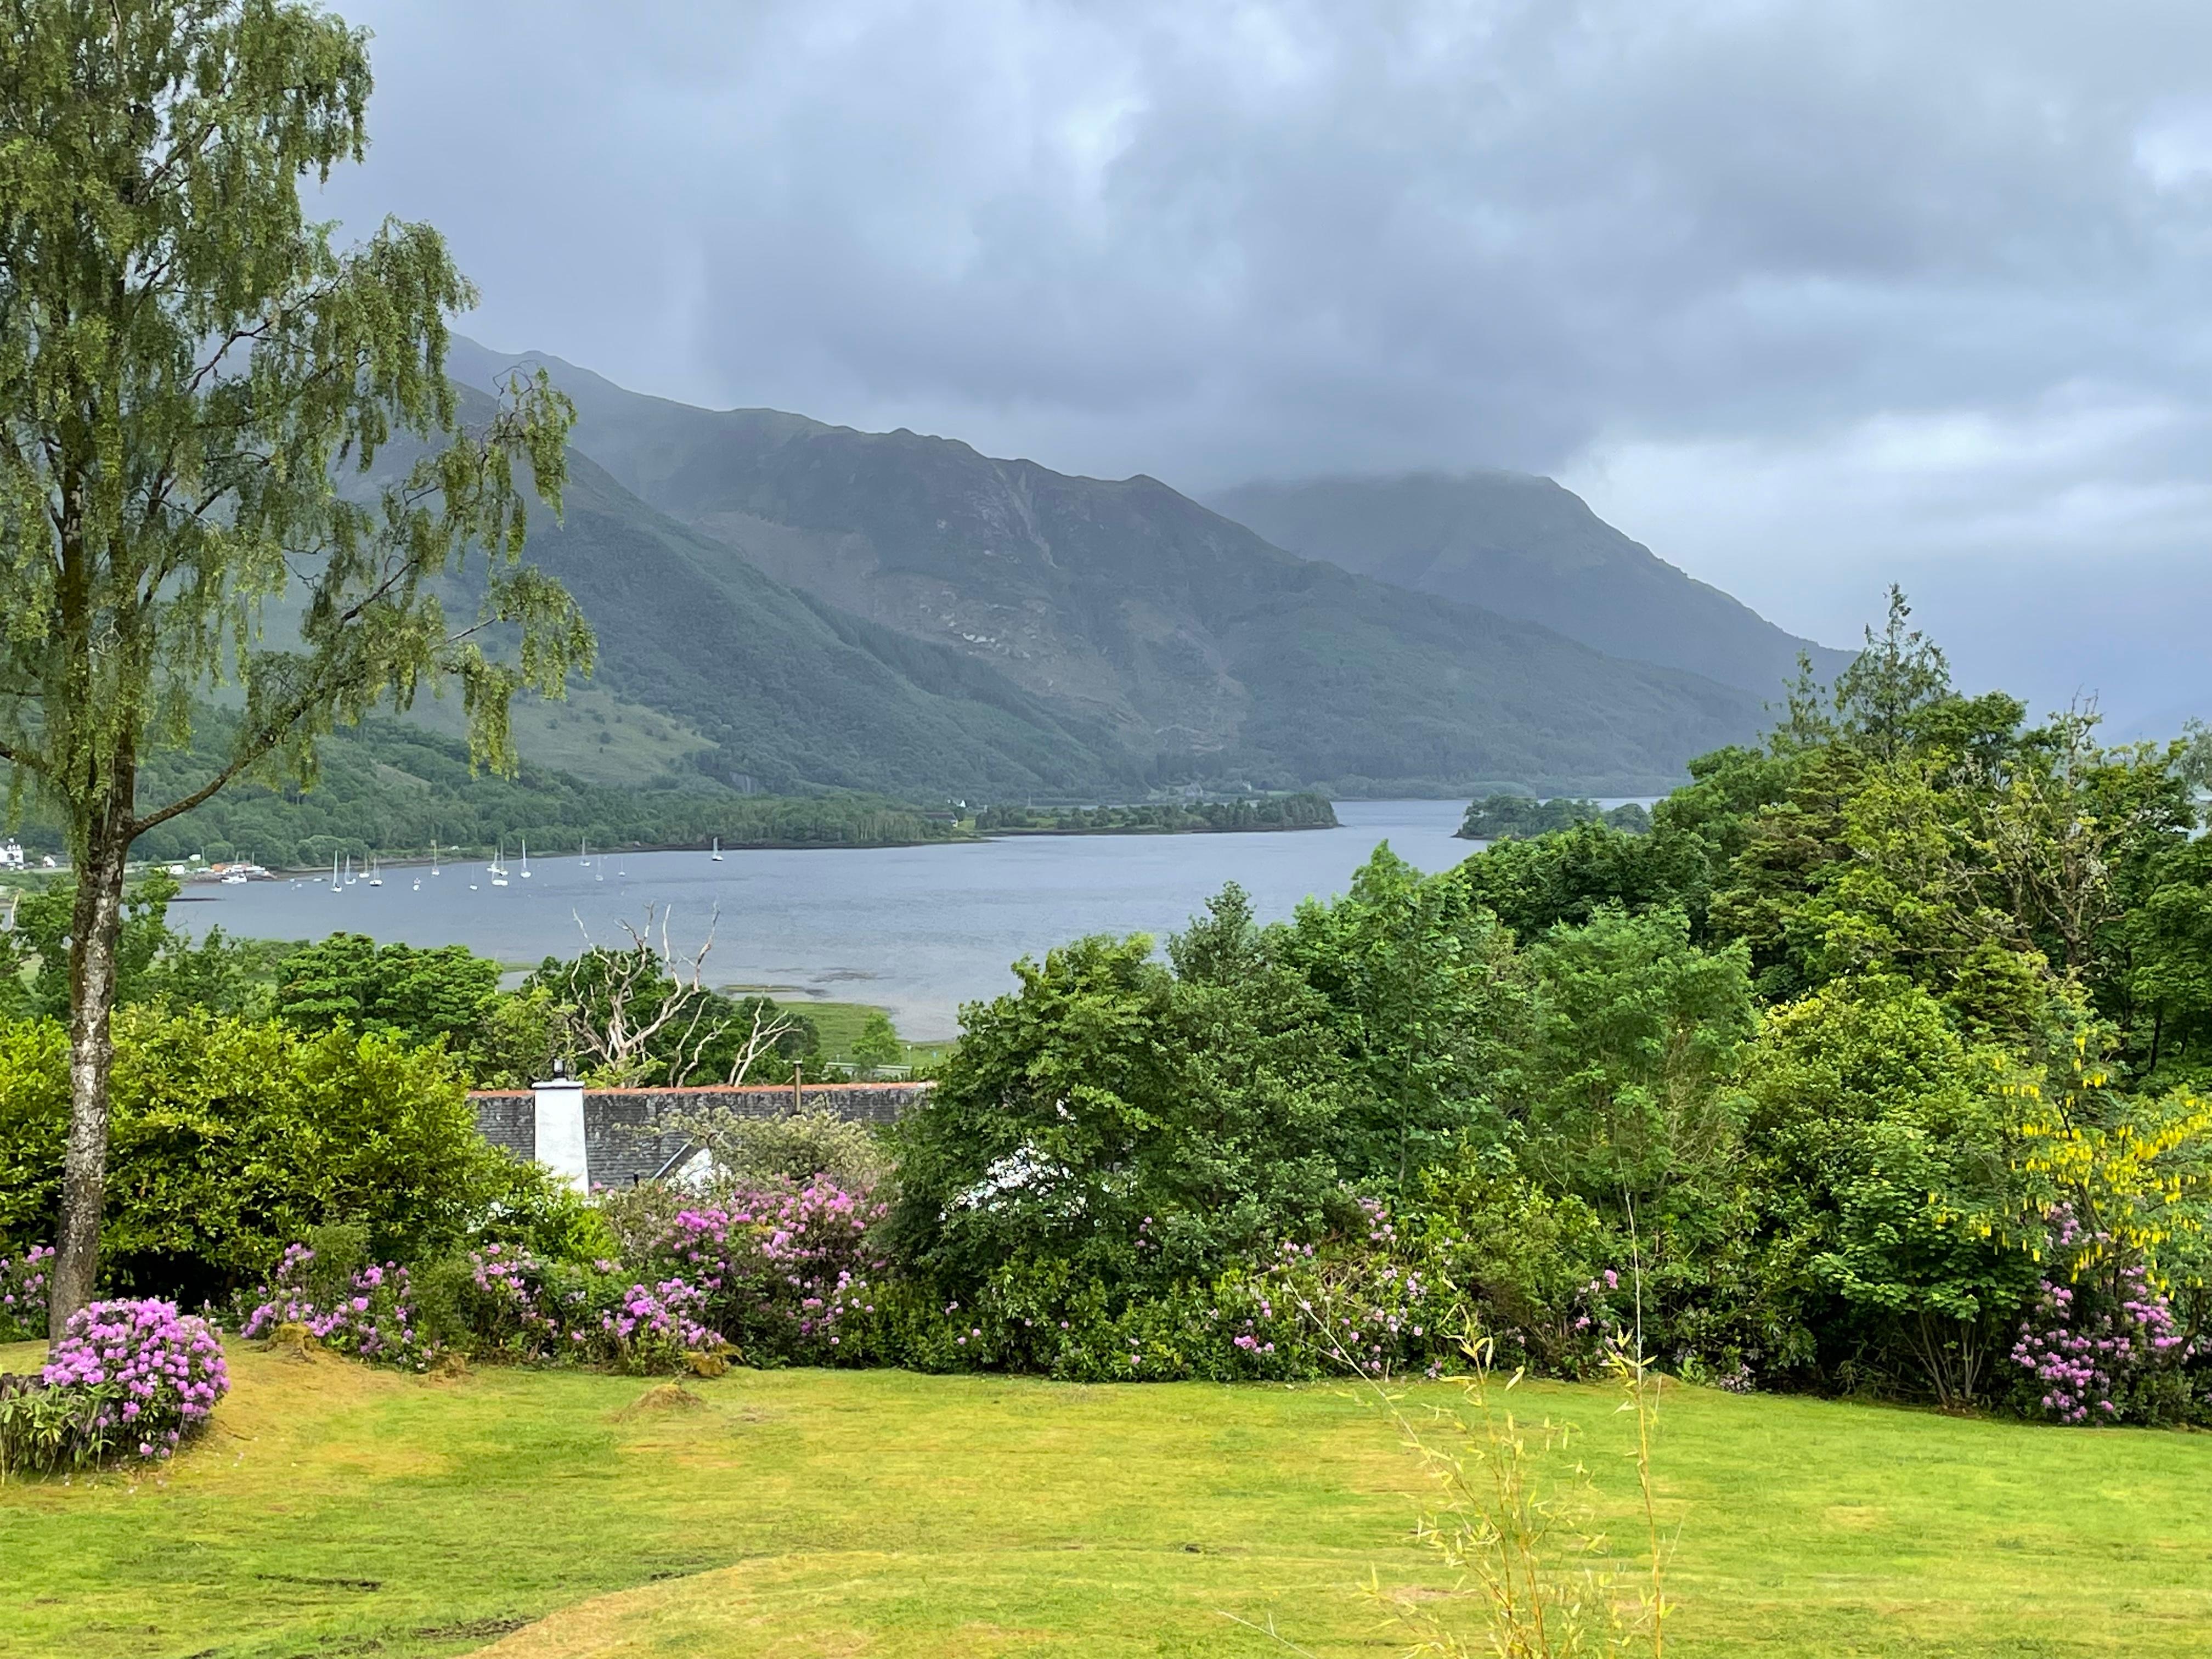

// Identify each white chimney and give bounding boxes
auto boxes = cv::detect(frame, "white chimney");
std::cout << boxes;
[531,1060,589,1189]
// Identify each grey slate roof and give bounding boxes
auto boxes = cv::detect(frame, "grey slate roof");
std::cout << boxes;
[469,1081,929,1189]
[472,1092,535,1163]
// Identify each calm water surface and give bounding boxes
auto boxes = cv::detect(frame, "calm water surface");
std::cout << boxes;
[176,800,1472,1039]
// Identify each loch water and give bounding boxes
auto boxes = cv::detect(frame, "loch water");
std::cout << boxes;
[174,800,1474,1039]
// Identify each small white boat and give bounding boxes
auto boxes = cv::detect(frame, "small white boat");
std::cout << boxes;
[711,836,723,862]
[330,854,342,893]
[489,838,509,887]
[518,838,532,879]
[366,853,382,888]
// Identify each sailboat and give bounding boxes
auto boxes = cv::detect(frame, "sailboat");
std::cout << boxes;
[366,853,382,888]
[330,854,341,893]
[518,837,532,879]
[489,838,509,888]
[711,836,723,862]
[430,838,441,877]
[343,853,356,886]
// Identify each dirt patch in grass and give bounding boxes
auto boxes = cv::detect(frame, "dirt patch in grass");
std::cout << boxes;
[613,1383,706,1421]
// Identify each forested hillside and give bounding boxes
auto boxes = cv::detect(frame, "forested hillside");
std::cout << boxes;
[4,714,967,868]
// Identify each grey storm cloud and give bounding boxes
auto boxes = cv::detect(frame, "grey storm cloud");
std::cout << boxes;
[317,0,2212,724]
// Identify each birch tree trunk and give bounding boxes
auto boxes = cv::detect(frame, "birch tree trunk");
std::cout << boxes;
[48,799,132,1333]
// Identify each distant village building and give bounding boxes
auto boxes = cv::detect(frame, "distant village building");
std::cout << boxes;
[0,840,24,870]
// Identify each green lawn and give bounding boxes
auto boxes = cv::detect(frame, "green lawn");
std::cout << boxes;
[729,997,949,1073]
[4,1340,2209,1659]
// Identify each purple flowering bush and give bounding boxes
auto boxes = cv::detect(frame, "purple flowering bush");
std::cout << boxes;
[2010,1265,2205,1424]
[629,1181,890,1365]
[458,1241,721,1372]
[1,1299,229,1470]
[239,1238,436,1370]
[855,1199,1458,1384]
[0,1243,53,1342]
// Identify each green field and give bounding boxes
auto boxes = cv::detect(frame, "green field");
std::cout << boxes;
[725,996,950,1073]
[4,1341,2209,1659]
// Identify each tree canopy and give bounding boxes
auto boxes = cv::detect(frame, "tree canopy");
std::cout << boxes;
[0,0,590,1324]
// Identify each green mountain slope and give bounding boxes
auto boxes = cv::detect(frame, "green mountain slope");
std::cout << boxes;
[1207,472,1852,699]
[450,343,1767,793]
[3,713,966,869]
[477,432,1137,798]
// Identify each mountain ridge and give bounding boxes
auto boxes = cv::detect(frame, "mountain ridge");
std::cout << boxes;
[1208,471,1852,699]
[447,340,1771,793]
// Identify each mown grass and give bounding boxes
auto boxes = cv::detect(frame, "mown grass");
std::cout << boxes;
[3,1339,2209,1659]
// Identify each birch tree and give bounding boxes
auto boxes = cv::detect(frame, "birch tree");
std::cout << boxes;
[0,0,592,1328]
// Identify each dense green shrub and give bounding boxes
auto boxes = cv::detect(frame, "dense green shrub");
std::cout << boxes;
[0,1011,586,1308]
[890,898,1351,1297]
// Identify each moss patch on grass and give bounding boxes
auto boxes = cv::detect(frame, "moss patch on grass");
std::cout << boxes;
[3,1342,2210,1658]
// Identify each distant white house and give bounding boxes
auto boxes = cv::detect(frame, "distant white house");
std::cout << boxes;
[0,840,24,870]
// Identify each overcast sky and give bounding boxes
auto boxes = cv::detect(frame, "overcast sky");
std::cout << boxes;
[318,0,2212,727]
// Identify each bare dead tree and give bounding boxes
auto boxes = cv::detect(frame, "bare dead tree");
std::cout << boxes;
[551,904,795,1087]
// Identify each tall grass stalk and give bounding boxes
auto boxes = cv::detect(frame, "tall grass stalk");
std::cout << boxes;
[1268,1306,1671,1658]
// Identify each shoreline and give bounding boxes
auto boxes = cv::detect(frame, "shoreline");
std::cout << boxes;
[148,814,1345,882]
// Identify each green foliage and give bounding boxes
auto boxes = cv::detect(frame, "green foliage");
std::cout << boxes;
[0,871,187,1020]
[973,793,1338,834]
[1455,794,1649,840]
[893,888,1350,1294]
[1829,586,1957,761]
[1739,977,2042,1402]
[274,933,500,1048]
[1505,907,1755,1212]
[2119,834,2212,1081]
[0,1009,578,1308]
[1274,849,1517,1186]
[849,1011,904,1079]
[0,867,298,1023]
[1457,820,1713,942]
[1404,1154,1612,1374]
[879,592,2212,1414]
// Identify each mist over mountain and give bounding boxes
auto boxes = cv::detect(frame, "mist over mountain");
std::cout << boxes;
[452,340,1774,795]
[1208,473,1852,701]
